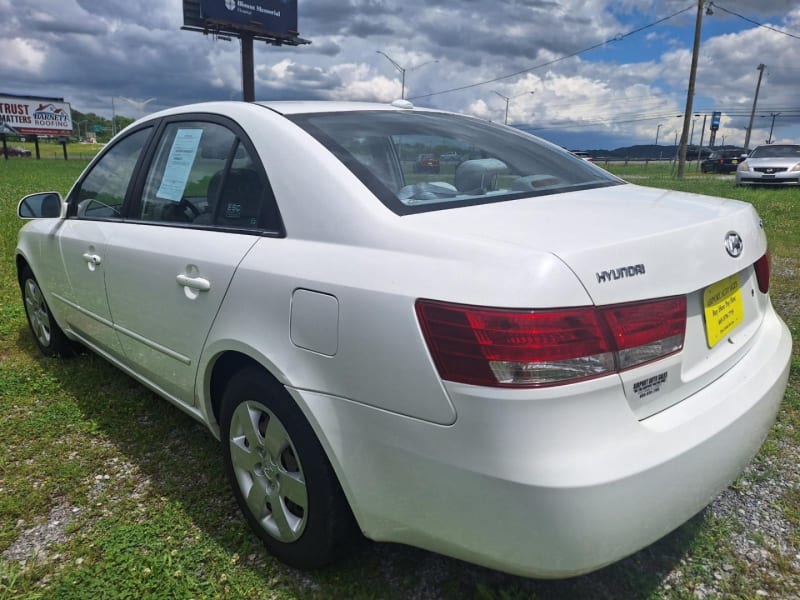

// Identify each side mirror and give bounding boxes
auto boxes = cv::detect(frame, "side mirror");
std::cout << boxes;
[17,192,64,219]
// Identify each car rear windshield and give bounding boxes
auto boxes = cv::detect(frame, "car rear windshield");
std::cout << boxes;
[288,110,622,215]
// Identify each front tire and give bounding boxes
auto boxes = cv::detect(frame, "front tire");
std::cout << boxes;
[20,266,75,357]
[220,366,356,568]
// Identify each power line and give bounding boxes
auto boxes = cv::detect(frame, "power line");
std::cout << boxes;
[710,2,800,41]
[408,4,695,100]
[520,107,800,132]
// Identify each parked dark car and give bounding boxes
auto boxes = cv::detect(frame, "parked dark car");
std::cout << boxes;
[413,153,440,173]
[701,149,746,174]
[2,145,32,157]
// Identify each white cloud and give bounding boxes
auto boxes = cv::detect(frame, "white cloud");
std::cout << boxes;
[1,0,797,148]
[0,38,47,74]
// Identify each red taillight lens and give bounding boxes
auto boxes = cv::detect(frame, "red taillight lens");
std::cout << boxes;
[600,298,686,370]
[754,252,770,294]
[416,297,686,388]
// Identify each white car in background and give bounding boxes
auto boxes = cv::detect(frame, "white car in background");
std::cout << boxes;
[736,143,800,185]
[16,101,792,578]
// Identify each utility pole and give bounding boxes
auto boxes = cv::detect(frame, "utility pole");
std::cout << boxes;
[743,63,765,151]
[677,0,705,178]
[655,123,663,146]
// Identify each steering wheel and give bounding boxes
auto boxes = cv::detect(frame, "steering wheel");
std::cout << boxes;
[179,197,201,218]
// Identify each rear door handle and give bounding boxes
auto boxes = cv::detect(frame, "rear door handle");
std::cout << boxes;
[82,252,102,271]
[176,274,211,292]
[82,252,102,265]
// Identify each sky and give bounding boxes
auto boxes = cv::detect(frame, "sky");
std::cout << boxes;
[1,0,799,150]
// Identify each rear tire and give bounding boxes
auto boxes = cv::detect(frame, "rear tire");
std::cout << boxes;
[220,366,357,568]
[20,266,75,357]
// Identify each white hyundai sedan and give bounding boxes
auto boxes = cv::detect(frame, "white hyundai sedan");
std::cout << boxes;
[16,101,792,578]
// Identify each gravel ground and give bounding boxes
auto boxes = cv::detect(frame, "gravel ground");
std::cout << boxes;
[8,443,796,598]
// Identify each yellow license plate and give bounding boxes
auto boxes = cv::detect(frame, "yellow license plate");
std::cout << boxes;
[703,274,744,348]
[732,159,738,164]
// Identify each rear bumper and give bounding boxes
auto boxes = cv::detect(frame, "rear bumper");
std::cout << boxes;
[292,307,792,578]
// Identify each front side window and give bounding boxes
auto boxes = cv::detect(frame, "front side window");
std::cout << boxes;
[289,111,622,215]
[73,127,152,219]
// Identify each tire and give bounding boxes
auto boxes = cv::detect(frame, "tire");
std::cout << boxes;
[220,366,357,568]
[20,266,75,357]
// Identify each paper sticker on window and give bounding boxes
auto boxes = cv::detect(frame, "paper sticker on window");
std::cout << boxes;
[156,129,203,202]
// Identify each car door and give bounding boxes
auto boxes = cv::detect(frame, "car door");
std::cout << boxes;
[55,126,154,357]
[102,118,281,407]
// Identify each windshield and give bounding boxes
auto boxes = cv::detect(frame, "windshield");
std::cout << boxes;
[749,145,800,159]
[289,110,621,215]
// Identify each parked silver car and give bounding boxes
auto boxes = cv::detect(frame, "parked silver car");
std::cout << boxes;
[736,144,800,185]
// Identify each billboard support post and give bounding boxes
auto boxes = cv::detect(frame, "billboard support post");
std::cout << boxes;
[241,33,255,102]
[182,1,310,102]
[34,136,40,160]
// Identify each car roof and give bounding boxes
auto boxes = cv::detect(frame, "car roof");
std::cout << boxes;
[257,100,447,115]
[143,100,448,118]
[125,100,454,131]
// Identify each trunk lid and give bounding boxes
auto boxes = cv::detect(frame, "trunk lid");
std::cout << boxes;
[408,183,770,419]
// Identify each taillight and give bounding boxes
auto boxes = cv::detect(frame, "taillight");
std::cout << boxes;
[416,297,686,388]
[599,298,686,370]
[754,252,770,294]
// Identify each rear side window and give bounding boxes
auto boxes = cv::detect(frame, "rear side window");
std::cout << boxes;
[289,111,621,215]
[73,127,152,219]
[136,121,273,231]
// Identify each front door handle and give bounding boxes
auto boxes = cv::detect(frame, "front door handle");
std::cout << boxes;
[176,274,211,292]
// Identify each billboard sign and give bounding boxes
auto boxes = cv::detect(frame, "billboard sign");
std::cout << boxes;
[199,0,298,36]
[710,111,721,132]
[0,95,73,136]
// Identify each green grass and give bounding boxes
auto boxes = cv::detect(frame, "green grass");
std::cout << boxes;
[3,141,103,161]
[0,160,798,599]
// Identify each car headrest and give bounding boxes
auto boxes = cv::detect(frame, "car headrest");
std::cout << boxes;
[454,158,508,193]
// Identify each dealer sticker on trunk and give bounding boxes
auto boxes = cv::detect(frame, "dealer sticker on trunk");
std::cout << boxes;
[703,273,744,348]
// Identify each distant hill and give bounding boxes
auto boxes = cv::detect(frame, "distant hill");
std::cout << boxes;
[574,144,743,161]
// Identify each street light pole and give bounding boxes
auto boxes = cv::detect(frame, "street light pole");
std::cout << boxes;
[492,90,535,125]
[767,112,780,144]
[111,96,116,137]
[376,51,437,99]
[376,51,406,98]
[696,113,707,170]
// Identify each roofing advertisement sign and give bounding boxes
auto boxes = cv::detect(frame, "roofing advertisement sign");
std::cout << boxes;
[200,0,298,36]
[0,96,73,136]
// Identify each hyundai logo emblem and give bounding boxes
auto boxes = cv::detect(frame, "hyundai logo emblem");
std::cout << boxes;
[725,231,743,258]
